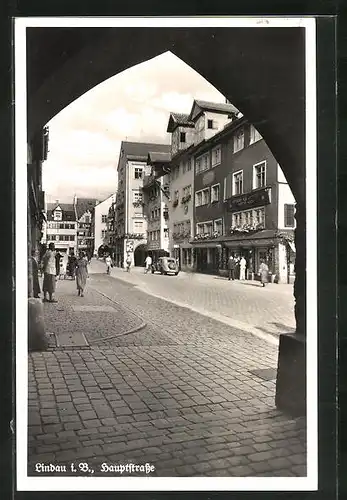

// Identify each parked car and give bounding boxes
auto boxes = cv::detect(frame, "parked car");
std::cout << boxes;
[151,257,179,276]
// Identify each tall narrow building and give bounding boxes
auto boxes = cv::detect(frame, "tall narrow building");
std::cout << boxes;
[113,141,170,268]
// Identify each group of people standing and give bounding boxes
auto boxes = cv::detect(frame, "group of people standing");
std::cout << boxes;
[227,254,269,287]
[30,243,90,301]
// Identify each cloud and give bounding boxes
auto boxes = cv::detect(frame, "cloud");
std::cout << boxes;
[44,51,226,201]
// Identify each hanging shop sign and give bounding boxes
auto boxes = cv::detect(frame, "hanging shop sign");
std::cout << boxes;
[226,187,271,211]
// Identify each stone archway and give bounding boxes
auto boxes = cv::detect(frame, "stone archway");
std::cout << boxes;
[134,244,147,267]
[26,26,307,414]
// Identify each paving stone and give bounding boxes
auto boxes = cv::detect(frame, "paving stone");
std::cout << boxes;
[79,410,98,420]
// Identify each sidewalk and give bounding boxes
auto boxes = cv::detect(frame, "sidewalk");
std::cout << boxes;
[28,272,306,477]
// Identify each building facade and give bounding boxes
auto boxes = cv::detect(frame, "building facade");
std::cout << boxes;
[190,117,296,283]
[142,152,171,261]
[44,202,77,253]
[94,193,116,253]
[74,197,98,257]
[166,102,238,270]
[113,141,170,268]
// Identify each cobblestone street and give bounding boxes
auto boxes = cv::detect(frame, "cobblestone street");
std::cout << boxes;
[28,262,306,477]
[95,260,295,339]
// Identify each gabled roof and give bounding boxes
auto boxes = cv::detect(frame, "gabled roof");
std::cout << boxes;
[188,99,239,121]
[75,198,98,220]
[46,203,75,221]
[147,151,171,165]
[166,112,195,133]
[120,141,170,159]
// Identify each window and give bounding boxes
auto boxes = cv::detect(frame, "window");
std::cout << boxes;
[233,171,243,195]
[205,222,213,235]
[211,146,221,167]
[207,119,214,129]
[254,207,265,225]
[244,210,253,225]
[134,168,143,179]
[211,184,220,202]
[233,213,242,226]
[183,185,192,198]
[284,204,295,227]
[195,191,203,207]
[134,221,143,230]
[250,125,262,144]
[233,128,244,153]
[180,132,186,143]
[133,191,143,203]
[202,188,210,205]
[164,228,169,238]
[196,223,204,235]
[101,230,107,239]
[253,161,266,189]
[195,153,210,174]
[214,219,223,235]
[53,210,62,221]
[69,235,75,241]
[59,223,64,229]
[101,215,107,223]
[187,158,192,171]
[195,188,210,206]
[85,216,91,224]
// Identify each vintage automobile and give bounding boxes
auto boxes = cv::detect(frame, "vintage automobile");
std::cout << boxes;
[151,257,179,276]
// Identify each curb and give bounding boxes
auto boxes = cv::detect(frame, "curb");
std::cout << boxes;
[89,285,147,342]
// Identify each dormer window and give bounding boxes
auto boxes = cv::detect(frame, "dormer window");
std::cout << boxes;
[53,210,62,221]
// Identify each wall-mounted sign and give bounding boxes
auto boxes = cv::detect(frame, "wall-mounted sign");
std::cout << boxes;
[226,187,271,212]
[202,170,215,186]
[126,240,134,252]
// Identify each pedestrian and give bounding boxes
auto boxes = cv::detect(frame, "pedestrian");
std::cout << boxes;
[126,253,132,273]
[144,254,152,273]
[258,260,269,287]
[76,251,89,297]
[60,252,68,279]
[67,251,77,279]
[105,253,112,274]
[228,254,236,281]
[42,242,58,303]
[239,256,247,280]
[55,250,62,280]
[30,249,41,298]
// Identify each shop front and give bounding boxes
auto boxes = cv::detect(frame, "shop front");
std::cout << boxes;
[191,241,222,274]
[222,230,290,283]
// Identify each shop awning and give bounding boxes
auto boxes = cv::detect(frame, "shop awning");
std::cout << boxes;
[191,242,223,248]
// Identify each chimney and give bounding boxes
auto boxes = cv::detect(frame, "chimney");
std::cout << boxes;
[73,194,77,206]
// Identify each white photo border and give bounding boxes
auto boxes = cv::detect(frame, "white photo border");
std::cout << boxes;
[15,16,317,492]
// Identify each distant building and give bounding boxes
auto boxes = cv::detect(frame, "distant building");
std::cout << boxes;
[43,202,77,253]
[94,193,117,253]
[74,197,98,257]
[113,141,170,268]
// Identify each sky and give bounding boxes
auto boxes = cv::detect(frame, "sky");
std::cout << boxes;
[42,51,225,204]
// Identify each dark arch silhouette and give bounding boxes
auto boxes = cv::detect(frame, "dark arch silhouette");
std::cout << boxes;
[27,27,307,414]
